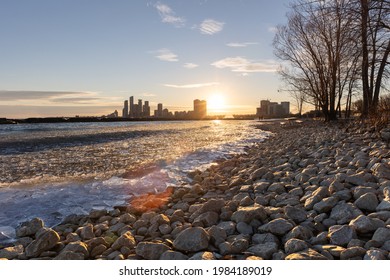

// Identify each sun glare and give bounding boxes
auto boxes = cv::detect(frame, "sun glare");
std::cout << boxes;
[208,94,226,112]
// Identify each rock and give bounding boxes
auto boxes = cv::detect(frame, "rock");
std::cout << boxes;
[159,224,172,235]
[111,231,136,251]
[349,215,384,234]
[284,238,309,255]
[252,233,279,245]
[231,206,267,224]
[25,228,60,258]
[150,214,170,225]
[259,218,294,236]
[54,251,84,260]
[340,246,366,260]
[304,186,330,210]
[364,249,387,260]
[285,249,328,260]
[136,242,171,260]
[313,197,339,213]
[80,224,95,240]
[89,209,108,219]
[90,244,107,258]
[284,206,307,223]
[354,193,379,212]
[160,250,189,260]
[329,202,362,224]
[0,245,24,259]
[376,200,390,211]
[328,225,355,246]
[56,241,89,259]
[189,252,216,260]
[250,167,268,181]
[285,225,314,241]
[119,213,137,224]
[268,183,285,194]
[193,211,219,227]
[247,242,279,259]
[353,186,376,200]
[371,163,390,180]
[207,226,227,246]
[231,237,249,254]
[15,218,44,238]
[173,227,209,252]
[372,227,390,245]
[236,222,253,235]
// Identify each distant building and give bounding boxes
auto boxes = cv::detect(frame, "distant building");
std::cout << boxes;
[122,100,129,118]
[106,110,119,118]
[193,99,207,119]
[129,96,134,117]
[143,101,150,117]
[256,100,290,119]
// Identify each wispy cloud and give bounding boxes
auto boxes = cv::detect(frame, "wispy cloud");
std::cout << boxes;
[155,48,178,62]
[0,90,98,101]
[163,82,219,89]
[226,42,259,48]
[211,57,278,73]
[142,92,157,97]
[154,2,185,27]
[183,63,199,69]
[199,19,225,35]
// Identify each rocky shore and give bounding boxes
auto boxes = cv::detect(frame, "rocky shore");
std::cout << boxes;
[2,120,390,260]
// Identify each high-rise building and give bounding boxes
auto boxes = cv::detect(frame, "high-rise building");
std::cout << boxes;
[256,100,290,118]
[122,100,129,118]
[138,99,143,117]
[193,99,207,119]
[156,103,163,118]
[143,101,150,117]
[129,96,134,117]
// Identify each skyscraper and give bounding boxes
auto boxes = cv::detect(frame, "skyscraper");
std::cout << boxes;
[143,101,150,117]
[129,96,134,117]
[193,99,207,119]
[138,99,143,117]
[122,100,129,118]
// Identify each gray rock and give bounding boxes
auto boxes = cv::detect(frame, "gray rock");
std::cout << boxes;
[0,245,24,259]
[193,211,219,227]
[218,242,232,255]
[364,249,387,260]
[284,206,307,223]
[340,246,366,260]
[328,225,355,246]
[284,238,309,255]
[247,242,278,259]
[119,213,137,224]
[16,218,44,238]
[56,241,89,259]
[354,193,379,212]
[89,209,108,219]
[217,221,236,236]
[250,167,268,181]
[159,224,172,235]
[159,250,189,260]
[54,251,84,260]
[80,224,95,240]
[231,238,249,254]
[25,228,60,258]
[189,252,216,260]
[313,197,339,213]
[252,233,279,245]
[353,186,376,200]
[329,202,362,224]
[236,222,253,235]
[173,227,209,252]
[268,183,286,194]
[136,242,171,260]
[207,226,227,246]
[304,186,329,210]
[111,231,136,251]
[259,218,294,236]
[285,248,328,260]
[284,225,314,241]
[231,206,267,224]
[349,215,384,234]
[372,227,390,245]
[150,214,170,225]
[371,163,390,180]
[376,200,390,211]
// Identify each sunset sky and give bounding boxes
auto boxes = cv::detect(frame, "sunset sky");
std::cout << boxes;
[0,0,291,118]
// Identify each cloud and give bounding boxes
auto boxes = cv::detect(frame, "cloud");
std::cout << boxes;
[154,2,185,27]
[155,48,178,62]
[163,82,219,89]
[226,42,259,48]
[50,97,102,104]
[0,90,97,101]
[199,19,225,35]
[211,57,278,73]
[142,92,157,97]
[183,63,199,69]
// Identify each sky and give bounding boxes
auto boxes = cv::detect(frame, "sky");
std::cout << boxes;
[0,0,292,118]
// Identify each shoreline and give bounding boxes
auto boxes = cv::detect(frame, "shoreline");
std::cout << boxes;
[2,119,390,260]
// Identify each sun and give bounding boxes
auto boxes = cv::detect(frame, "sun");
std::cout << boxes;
[207,94,226,112]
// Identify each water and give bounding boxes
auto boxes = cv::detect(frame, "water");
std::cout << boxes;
[0,120,269,241]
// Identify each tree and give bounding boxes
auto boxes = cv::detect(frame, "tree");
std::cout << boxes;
[274,0,360,121]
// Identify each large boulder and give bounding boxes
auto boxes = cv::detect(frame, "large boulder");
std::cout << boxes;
[25,228,60,258]
[173,227,209,252]
[136,242,171,260]
[231,206,267,224]
[15,218,44,238]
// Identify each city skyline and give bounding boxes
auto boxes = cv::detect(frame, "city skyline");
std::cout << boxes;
[0,0,291,118]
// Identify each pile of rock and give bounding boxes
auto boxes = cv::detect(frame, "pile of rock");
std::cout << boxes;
[2,120,390,260]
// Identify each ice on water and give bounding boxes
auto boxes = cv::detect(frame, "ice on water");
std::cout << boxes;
[0,120,269,242]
